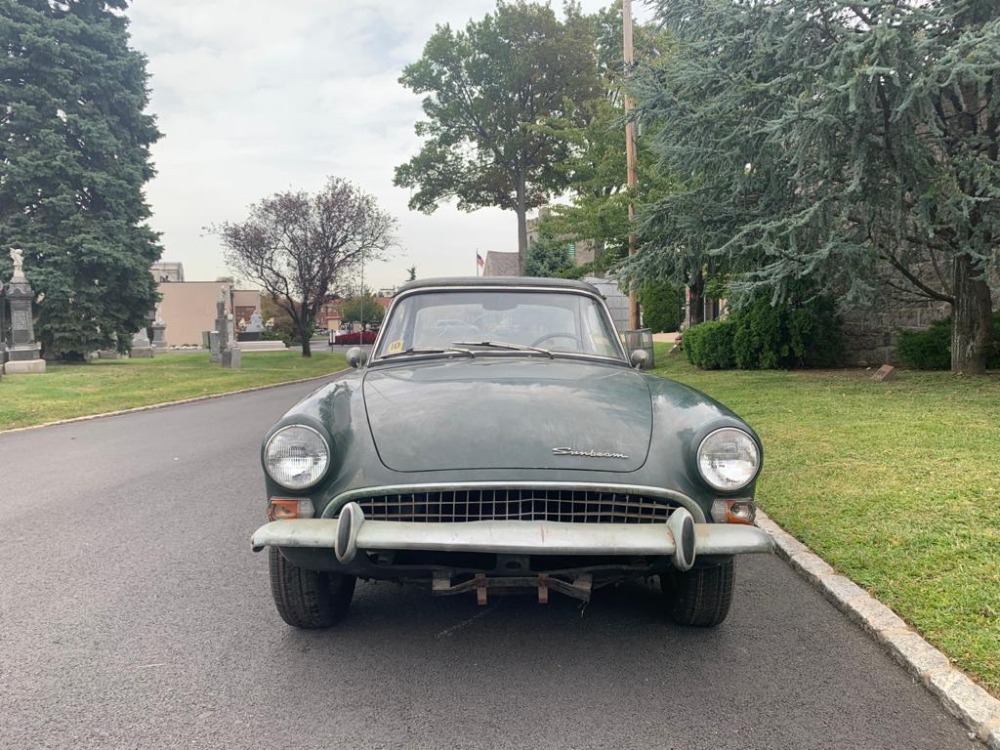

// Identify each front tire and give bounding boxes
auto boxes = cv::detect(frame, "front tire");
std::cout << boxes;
[661,558,734,627]
[268,547,356,628]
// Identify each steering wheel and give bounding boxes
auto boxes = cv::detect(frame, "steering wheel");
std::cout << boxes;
[530,332,584,348]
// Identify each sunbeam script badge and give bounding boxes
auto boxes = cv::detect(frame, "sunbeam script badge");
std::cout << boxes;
[552,447,629,460]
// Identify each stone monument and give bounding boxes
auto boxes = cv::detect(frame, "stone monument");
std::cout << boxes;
[211,286,227,363]
[237,309,264,342]
[221,312,241,369]
[97,334,121,359]
[4,248,46,374]
[150,303,167,349]
[214,287,240,369]
[130,325,154,358]
[209,331,221,363]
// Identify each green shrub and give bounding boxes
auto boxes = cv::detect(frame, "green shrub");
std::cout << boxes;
[261,329,292,346]
[638,280,683,333]
[896,317,952,369]
[683,287,841,371]
[732,291,842,369]
[684,320,736,369]
[896,314,1000,370]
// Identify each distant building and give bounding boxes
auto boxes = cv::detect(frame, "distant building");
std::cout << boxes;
[157,281,262,348]
[526,209,601,266]
[151,261,185,283]
[482,251,520,277]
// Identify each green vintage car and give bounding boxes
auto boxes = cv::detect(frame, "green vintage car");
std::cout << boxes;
[251,277,772,628]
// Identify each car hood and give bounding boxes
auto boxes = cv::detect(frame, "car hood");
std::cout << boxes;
[363,358,652,472]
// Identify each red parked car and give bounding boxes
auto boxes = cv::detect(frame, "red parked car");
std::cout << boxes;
[332,330,377,345]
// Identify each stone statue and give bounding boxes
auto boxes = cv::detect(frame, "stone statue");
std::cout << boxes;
[246,310,264,332]
[216,286,227,320]
[10,248,24,277]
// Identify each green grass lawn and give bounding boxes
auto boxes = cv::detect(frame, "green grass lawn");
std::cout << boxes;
[3,344,997,695]
[651,343,1000,696]
[0,350,347,431]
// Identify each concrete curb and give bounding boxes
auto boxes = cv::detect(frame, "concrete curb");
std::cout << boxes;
[757,510,1000,748]
[0,368,350,436]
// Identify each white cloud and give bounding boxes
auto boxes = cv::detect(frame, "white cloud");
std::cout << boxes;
[128,0,653,289]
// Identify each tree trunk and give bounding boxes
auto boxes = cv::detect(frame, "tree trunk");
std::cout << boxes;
[950,253,992,374]
[687,270,705,327]
[300,319,313,358]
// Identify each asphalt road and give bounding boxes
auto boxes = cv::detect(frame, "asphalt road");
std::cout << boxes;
[0,379,979,750]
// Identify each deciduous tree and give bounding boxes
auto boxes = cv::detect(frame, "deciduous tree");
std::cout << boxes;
[394,1,601,272]
[213,177,395,357]
[340,292,385,329]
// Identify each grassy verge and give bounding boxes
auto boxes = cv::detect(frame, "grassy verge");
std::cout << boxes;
[0,351,347,431]
[651,344,1000,696]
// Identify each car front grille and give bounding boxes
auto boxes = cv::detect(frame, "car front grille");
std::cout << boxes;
[354,488,675,524]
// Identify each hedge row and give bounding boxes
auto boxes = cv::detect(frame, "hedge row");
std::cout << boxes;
[896,314,1000,369]
[683,320,736,369]
[684,292,842,370]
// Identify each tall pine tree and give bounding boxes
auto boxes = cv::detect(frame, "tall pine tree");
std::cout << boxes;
[0,0,161,359]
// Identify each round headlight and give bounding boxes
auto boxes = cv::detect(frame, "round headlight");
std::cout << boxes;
[264,425,330,490]
[696,428,760,492]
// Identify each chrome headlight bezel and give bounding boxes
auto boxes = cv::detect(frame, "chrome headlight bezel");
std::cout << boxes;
[695,427,761,493]
[263,424,330,491]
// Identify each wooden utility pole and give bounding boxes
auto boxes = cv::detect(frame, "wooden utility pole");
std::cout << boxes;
[623,0,640,330]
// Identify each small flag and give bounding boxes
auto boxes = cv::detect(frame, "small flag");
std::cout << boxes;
[476,252,485,269]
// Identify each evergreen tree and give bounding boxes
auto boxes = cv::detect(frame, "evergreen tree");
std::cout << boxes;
[523,231,574,278]
[635,0,1000,373]
[0,0,162,359]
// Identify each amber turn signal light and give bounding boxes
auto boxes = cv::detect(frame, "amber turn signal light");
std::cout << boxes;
[710,499,756,525]
[267,498,316,522]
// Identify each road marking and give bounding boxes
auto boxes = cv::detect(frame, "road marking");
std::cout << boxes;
[435,603,499,639]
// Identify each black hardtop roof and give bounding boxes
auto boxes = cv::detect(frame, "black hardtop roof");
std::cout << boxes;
[395,276,603,296]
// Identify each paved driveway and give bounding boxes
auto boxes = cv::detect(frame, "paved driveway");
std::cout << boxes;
[0,380,979,749]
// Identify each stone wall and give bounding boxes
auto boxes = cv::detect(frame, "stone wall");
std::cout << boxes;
[839,298,950,367]
[839,256,1000,366]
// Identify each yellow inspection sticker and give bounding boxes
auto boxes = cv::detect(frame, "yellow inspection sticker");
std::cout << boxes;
[387,339,404,354]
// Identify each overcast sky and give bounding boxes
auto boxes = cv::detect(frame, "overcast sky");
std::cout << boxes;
[126,0,653,292]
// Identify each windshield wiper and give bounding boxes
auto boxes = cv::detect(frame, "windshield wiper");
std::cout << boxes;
[380,346,474,359]
[452,340,553,358]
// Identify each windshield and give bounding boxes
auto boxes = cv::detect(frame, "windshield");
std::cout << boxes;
[372,288,626,361]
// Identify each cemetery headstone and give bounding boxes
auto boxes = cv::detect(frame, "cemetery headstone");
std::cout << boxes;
[872,364,896,382]
[130,327,154,358]
[4,248,46,374]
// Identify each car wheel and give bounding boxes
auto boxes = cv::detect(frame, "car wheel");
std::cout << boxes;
[661,558,734,627]
[268,547,356,628]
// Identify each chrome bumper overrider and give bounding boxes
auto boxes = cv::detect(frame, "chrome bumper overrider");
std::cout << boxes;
[251,502,773,572]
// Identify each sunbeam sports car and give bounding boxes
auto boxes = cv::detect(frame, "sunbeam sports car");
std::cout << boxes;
[251,277,773,628]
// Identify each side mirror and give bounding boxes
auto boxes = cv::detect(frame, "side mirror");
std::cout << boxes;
[630,349,649,370]
[346,347,367,369]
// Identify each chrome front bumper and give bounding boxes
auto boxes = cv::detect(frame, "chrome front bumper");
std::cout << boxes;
[251,502,773,572]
